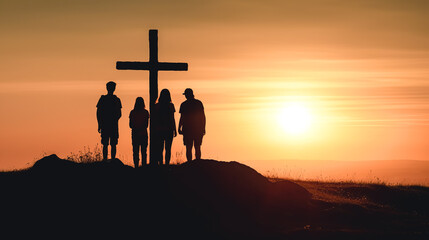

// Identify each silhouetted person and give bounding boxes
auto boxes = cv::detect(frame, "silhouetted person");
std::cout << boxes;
[96,81,122,161]
[178,88,206,162]
[153,89,177,165]
[129,97,150,168]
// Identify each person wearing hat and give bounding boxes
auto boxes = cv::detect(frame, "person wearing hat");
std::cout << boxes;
[178,88,206,162]
[96,81,122,161]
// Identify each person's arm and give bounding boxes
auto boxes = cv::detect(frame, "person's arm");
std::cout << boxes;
[129,111,133,129]
[178,115,183,135]
[172,105,177,137]
[97,108,102,133]
[178,103,183,134]
[201,104,206,135]
[145,110,149,129]
[96,96,103,133]
[117,98,122,120]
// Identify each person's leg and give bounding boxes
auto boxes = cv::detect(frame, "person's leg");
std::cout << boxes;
[141,144,146,165]
[183,135,192,162]
[195,143,201,160]
[186,144,193,162]
[151,134,163,166]
[102,144,108,161]
[101,135,108,161]
[159,136,166,165]
[142,136,148,165]
[133,143,139,168]
[194,135,203,160]
[111,137,118,160]
[111,145,117,159]
[164,134,173,165]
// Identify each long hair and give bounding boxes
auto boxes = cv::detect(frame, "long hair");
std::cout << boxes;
[133,97,145,110]
[158,89,172,104]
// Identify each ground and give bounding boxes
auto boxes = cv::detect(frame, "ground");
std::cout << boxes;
[1,155,428,239]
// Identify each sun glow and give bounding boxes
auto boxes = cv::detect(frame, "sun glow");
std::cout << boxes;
[278,102,313,135]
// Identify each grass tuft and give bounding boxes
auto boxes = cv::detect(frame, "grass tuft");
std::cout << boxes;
[65,145,102,163]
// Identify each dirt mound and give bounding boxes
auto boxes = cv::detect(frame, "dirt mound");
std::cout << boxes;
[2,157,310,239]
[172,159,311,211]
[31,154,77,170]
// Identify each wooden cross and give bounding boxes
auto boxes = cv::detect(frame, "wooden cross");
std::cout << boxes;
[116,29,188,164]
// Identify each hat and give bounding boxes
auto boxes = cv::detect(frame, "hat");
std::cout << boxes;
[183,88,193,95]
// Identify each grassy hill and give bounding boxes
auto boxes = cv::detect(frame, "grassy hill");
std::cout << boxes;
[1,154,428,239]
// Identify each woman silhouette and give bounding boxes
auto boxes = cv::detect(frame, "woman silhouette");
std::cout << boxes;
[153,89,177,165]
[129,97,149,168]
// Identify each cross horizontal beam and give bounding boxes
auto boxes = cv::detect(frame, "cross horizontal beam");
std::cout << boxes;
[116,62,188,71]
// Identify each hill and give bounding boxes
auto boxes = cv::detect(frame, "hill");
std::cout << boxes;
[1,155,429,239]
[247,159,429,186]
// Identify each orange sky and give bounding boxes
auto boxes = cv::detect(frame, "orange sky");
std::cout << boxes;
[1,0,429,181]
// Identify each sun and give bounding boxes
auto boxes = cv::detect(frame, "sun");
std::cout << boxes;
[278,102,313,135]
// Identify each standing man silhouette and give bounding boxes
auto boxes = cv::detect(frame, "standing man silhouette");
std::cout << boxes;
[178,88,206,162]
[97,81,122,161]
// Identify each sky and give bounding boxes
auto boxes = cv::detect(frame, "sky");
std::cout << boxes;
[1,0,429,182]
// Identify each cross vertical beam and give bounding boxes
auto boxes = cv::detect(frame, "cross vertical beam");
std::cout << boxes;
[149,29,158,111]
[148,30,158,164]
[116,29,188,165]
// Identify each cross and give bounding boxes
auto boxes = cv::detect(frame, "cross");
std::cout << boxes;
[116,29,188,165]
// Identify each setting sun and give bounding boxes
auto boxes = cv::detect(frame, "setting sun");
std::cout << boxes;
[278,102,313,135]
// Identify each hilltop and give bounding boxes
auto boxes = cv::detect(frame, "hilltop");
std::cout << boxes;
[1,155,429,239]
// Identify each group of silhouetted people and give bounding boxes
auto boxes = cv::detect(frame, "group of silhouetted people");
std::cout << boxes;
[96,81,206,168]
